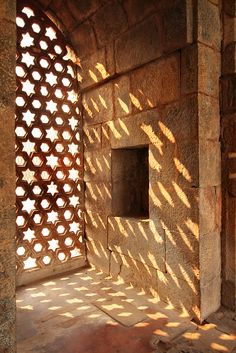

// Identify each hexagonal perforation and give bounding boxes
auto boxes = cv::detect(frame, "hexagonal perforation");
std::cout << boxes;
[16,0,84,278]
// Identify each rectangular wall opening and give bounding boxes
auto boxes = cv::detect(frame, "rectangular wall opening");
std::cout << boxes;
[112,146,149,218]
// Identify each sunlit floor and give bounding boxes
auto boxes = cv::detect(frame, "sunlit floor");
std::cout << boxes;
[17,267,236,353]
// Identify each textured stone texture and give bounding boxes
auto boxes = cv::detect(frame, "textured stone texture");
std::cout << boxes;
[0,3,16,352]
[130,53,180,112]
[115,15,162,73]
[83,82,113,125]
[92,1,128,47]
[197,0,221,50]
[163,0,193,52]
[108,217,165,271]
[71,21,97,58]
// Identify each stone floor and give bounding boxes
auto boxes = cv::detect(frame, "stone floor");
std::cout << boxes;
[17,267,236,353]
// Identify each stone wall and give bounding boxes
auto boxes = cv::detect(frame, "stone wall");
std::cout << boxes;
[39,0,221,321]
[0,0,16,352]
[221,0,236,311]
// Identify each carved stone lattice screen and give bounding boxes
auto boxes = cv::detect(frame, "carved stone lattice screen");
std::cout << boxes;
[15,0,85,283]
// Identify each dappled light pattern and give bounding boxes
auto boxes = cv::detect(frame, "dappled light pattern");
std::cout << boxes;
[15,0,84,278]
[17,269,236,353]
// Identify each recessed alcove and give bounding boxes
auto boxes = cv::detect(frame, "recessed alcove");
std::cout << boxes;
[112,146,149,218]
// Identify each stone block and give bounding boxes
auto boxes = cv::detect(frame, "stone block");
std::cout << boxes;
[0,0,15,21]
[71,21,97,58]
[0,22,15,108]
[200,230,221,287]
[114,76,132,118]
[181,44,198,95]
[110,251,159,297]
[83,124,101,150]
[149,142,176,186]
[197,0,221,50]
[86,240,110,274]
[198,94,220,141]
[198,44,220,98]
[175,141,199,188]
[105,41,115,78]
[224,0,236,16]
[85,182,111,213]
[85,210,108,246]
[157,271,200,318]
[222,43,236,75]
[92,1,128,47]
[200,275,221,321]
[130,53,180,113]
[115,15,162,73]
[108,217,166,271]
[84,148,111,182]
[162,95,198,143]
[165,227,199,283]
[163,0,193,52]
[122,0,158,26]
[107,109,161,149]
[67,0,101,24]
[51,1,77,32]
[221,76,236,113]
[199,186,221,235]
[0,298,15,353]
[82,82,113,125]
[150,183,199,235]
[80,48,109,89]
[199,141,221,187]
[223,15,236,49]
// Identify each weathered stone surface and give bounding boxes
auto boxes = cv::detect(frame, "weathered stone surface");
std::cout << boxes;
[157,271,200,318]
[199,186,221,235]
[163,0,193,52]
[150,182,199,234]
[92,1,128,47]
[199,141,221,187]
[83,124,101,150]
[130,53,180,112]
[162,95,198,143]
[80,48,108,89]
[198,94,220,141]
[71,21,97,58]
[200,275,221,320]
[83,82,113,125]
[86,240,110,274]
[223,15,236,49]
[122,0,158,26]
[0,0,15,21]
[223,43,236,75]
[175,142,199,188]
[165,226,199,283]
[107,109,161,149]
[198,44,220,98]
[110,251,159,297]
[108,217,165,271]
[115,15,162,73]
[181,44,198,95]
[200,230,221,286]
[221,76,236,113]
[224,0,236,16]
[197,0,221,50]
[0,298,15,353]
[67,0,101,24]
[114,76,132,118]
[84,148,111,182]
[0,23,15,108]
[93,296,147,326]
[85,182,111,213]
[85,210,108,246]
[50,0,77,32]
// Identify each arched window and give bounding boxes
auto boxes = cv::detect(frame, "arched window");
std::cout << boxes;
[15,0,85,283]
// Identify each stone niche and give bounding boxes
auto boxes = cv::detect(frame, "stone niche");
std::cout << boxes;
[112,147,149,218]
